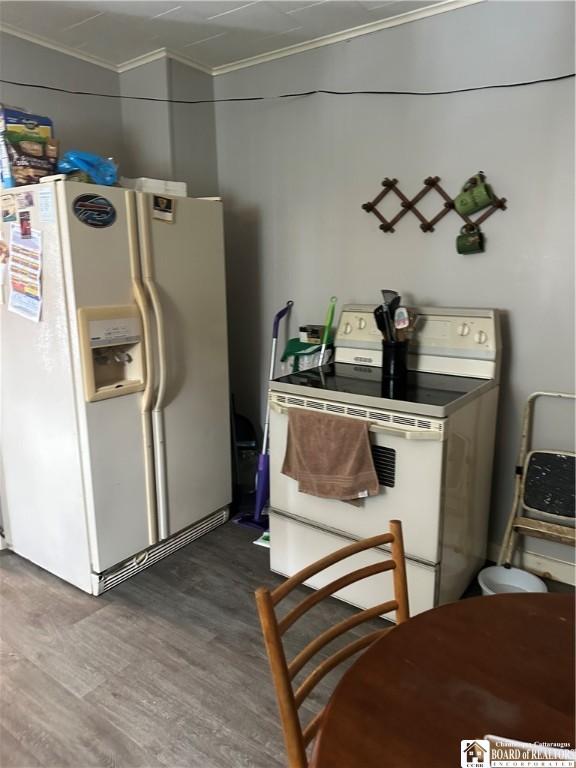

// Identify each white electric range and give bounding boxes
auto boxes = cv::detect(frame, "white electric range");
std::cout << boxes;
[268,305,501,616]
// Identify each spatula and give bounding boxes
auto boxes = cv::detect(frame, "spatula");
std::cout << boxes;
[381,290,400,341]
[394,306,410,330]
[373,305,388,339]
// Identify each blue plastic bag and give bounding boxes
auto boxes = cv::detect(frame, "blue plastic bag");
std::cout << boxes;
[58,151,117,186]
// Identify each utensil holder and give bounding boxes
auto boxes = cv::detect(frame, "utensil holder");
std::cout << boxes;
[382,340,408,382]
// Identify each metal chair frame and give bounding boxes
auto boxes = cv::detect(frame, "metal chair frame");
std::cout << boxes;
[499,391,576,568]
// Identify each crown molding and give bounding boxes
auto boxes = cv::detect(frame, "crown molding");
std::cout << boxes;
[211,0,484,76]
[116,48,167,74]
[1,0,484,79]
[0,23,117,72]
[118,48,212,76]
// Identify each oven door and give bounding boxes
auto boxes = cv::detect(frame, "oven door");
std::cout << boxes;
[269,399,446,565]
[269,512,438,616]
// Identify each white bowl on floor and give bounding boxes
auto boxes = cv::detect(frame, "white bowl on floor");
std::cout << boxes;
[477,565,548,596]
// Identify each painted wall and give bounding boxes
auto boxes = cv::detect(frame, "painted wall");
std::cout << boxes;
[119,59,172,181]
[169,60,218,197]
[118,58,218,194]
[0,32,123,161]
[214,1,575,548]
[0,34,218,191]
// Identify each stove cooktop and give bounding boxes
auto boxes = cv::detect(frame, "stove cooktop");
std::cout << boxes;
[272,363,493,417]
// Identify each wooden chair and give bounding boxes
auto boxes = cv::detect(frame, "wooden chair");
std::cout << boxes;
[255,519,409,768]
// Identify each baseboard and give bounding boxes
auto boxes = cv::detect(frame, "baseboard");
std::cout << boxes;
[488,542,575,586]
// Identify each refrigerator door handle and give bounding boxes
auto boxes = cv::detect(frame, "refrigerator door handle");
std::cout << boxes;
[136,193,170,541]
[147,278,169,540]
[127,192,158,545]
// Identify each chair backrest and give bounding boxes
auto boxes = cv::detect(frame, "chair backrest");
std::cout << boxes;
[255,519,409,768]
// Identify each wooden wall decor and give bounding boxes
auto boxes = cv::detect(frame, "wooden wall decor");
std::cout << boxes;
[362,175,507,234]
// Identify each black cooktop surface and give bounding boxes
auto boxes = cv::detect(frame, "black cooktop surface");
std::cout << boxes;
[274,363,485,408]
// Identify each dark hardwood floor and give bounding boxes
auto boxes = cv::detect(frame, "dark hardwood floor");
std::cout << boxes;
[0,520,388,768]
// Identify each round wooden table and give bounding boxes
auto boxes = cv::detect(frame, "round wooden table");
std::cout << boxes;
[311,594,575,768]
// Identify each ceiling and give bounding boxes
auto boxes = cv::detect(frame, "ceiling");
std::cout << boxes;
[0,0,468,74]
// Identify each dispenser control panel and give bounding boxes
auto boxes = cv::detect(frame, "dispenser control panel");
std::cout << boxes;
[78,305,145,402]
[88,316,141,348]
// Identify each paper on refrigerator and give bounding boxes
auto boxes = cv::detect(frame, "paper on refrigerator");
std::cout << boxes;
[0,233,8,304]
[38,187,55,224]
[8,224,43,322]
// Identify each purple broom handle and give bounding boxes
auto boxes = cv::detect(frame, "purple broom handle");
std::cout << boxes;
[273,300,294,340]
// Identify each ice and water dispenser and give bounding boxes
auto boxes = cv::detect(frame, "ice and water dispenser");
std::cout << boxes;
[78,306,145,402]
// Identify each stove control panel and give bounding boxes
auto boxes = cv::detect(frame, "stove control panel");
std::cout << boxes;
[334,305,500,376]
[413,313,496,356]
[335,305,381,349]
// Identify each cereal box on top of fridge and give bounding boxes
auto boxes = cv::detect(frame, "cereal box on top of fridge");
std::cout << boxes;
[0,105,58,187]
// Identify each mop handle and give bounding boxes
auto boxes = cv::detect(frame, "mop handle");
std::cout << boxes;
[263,301,294,450]
[273,300,294,339]
[268,300,294,383]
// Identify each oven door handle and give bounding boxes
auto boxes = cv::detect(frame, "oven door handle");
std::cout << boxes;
[270,402,444,441]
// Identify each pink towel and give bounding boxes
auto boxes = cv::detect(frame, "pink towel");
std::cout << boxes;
[282,409,379,501]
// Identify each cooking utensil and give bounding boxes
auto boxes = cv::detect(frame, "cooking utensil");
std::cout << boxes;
[394,306,410,330]
[388,295,401,339]
[381,290,399,341]
[381,289,399,305]
[373,305,388,339]
[389,294,401,319]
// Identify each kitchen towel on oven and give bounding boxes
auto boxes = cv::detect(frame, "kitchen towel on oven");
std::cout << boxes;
[281,409,379,501]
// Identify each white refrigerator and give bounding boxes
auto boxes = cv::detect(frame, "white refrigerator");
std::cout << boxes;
[0,179,231,594]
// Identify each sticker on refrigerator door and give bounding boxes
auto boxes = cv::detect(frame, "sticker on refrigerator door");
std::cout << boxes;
[18,210,32,238]
[38,187,55,223]
[2,193,16,222]
[15,191,34,210]
[0,235,8,268]
[8,223,43,322]
[72,194,116,228]
[0,234,8,303]
[152,195,174,223]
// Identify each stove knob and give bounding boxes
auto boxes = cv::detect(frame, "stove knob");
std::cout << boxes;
[344,322,352,334]
[474,330,488,344]
[457,323,470,337]
[358,317,366,330]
